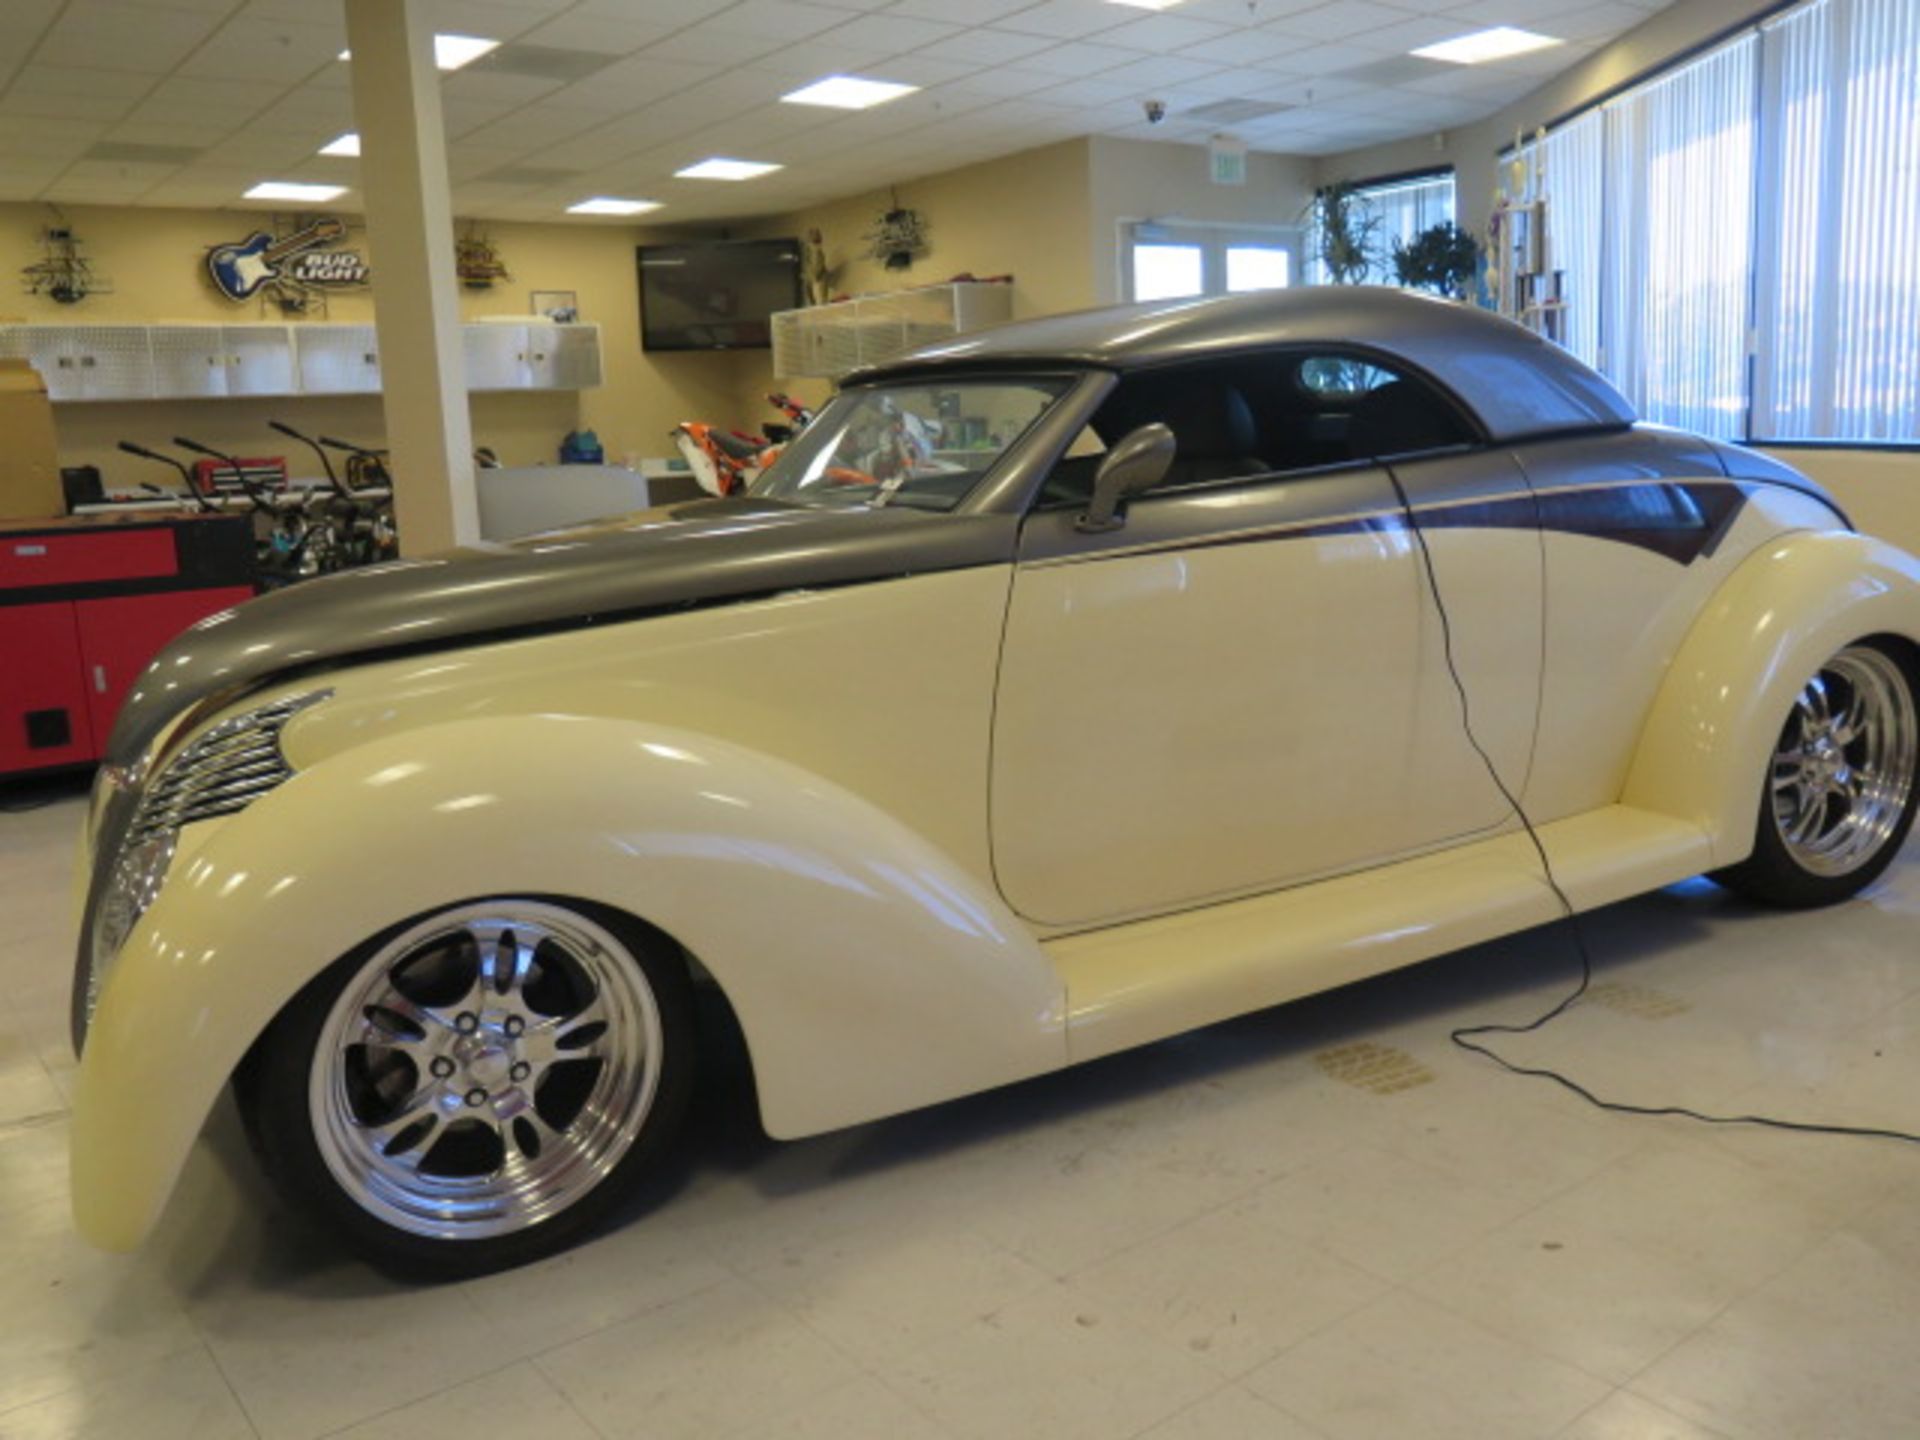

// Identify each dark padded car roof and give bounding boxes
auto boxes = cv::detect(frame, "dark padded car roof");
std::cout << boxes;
[859,286,1637,444]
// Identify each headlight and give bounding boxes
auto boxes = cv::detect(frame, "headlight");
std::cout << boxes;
[86,827,177,1023]
[74,688,330,1045]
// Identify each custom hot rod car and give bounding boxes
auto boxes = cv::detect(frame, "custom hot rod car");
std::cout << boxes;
[70,288,1920,1275]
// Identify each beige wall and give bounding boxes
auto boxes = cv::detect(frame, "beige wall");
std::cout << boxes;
[0,202,746,487]
[725,137,1096,417]
[1765,449,1920,553]
[1087,136,1316,305]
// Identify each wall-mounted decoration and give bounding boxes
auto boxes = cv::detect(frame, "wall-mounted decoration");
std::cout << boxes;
[802,228,839,306]
[864,195,928,272]
[456,225,509,289]
[205,215,369,315]
[530,289,578,322]
[21,214,112,305]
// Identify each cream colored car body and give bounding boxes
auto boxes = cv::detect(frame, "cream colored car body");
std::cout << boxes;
[68,291,1920,1253]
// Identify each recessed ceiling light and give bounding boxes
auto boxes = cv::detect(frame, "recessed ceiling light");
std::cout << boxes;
[244,181,347,202]
[780,75,919,109]
[337,33,500,71]
[1412,25,1562,63]
[318,132,360,157]
[1105,0,1186,9]
[567,196,661,215]
[675,157,783,181]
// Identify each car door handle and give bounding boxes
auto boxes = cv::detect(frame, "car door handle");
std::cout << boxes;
[93,665,108,694]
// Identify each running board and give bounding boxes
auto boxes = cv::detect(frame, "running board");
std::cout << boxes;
[1048,805,1711,1063]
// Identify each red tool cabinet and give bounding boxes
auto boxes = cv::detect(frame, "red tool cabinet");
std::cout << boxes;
[1,514,255,777]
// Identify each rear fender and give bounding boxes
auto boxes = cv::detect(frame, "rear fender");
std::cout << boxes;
[73,715,1066,1250]
[1623,530,1920,862]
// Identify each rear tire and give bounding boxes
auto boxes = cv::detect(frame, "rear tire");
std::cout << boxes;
[236,898,694,1280]
[1713,640,1920,908]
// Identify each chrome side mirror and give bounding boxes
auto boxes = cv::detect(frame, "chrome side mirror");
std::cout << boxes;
[1076,422,1175,534]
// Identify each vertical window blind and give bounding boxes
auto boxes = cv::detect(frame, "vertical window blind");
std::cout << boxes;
[1755,0,1920,440]
[1601,36,1757,437]
[1513,0,1919,442]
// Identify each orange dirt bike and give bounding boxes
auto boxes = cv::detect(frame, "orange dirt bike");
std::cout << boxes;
[669,393,821,497]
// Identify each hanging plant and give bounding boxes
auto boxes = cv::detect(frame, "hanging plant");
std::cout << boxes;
[1392,222,1482,300]
[1305,182,1380,285]
[864,196,928,272]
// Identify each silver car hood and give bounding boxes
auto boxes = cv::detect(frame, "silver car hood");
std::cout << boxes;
[107,496,1017,770]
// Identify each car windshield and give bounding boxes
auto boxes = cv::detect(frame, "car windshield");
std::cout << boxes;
[751,378,1070,512]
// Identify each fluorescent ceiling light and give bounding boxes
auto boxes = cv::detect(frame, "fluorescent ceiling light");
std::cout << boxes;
[318,132,360,157]
[567,196,661,215]
[1105,0,1187,9]
[244,181,347,202]
[781,75,919,109]
[675,157,783,181]
[1412,25,1561,63]
[337,33,500,71]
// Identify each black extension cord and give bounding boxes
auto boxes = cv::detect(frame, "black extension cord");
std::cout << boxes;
[1382,464,1920,1149]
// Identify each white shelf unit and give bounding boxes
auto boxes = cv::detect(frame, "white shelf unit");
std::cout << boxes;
[0,321,602,402]
[770,282,1014,381]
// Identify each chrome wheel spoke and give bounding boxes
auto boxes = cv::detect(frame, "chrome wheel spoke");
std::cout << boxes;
[310,902,665,1242]
[1771,648,1917,879]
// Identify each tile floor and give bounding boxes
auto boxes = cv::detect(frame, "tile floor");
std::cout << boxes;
[4,774,1920,1439]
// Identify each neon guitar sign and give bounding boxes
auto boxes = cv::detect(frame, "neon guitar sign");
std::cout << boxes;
[206,218,368,302]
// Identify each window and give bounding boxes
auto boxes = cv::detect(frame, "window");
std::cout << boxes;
[1305,171,1456,285]
[1754,0,1920,440]
[1600,36,1757,436]
[1124,223,1299,303]
[755,379,1070,512]
[1521,0,1920,443]
[1132,243,1204,302]
[1040,352,1472,508]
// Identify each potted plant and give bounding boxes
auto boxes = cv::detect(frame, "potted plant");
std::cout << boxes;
[1391,222,1482,301]
[1306,182,1381,285]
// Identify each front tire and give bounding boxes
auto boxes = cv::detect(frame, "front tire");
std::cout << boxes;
[1713,641,1920,908]
[238,899,693,1279]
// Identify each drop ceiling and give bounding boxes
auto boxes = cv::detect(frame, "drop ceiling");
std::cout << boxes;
[0,0,1672,224]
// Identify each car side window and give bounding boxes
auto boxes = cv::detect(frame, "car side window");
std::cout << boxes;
[1038,352,1473,510]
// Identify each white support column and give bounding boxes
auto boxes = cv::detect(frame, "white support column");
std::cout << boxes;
[344,0,477,554]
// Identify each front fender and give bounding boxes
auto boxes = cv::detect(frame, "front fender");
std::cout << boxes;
[1623,529,1920,862]
[73,715,1066,1251]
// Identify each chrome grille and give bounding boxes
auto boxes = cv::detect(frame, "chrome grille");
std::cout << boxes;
[127,690,330,842]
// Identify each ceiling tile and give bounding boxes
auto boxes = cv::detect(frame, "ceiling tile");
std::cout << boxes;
[888,0,1036,19]
[699,1,854,41]
[1178,27,1321,65]
[177,15,346,83]
[555,57,724,112]
[1266,2,1419,41]
[1096,54,1225,88]
[994,0,1134,42]
[1097,14,1233,53]
[34,1,223,74]
[517,12,674,54]
[914,29,1061,65]
[641,26,789,64]
[1005,41,1138,78]
[813,12,962,54]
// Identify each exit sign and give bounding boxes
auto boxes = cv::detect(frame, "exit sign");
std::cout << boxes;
[1209,136,1247,186]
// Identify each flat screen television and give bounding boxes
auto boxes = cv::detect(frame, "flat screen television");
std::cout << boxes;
[637,238,802,352]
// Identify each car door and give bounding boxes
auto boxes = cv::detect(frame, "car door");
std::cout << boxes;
[989,351,1544,931]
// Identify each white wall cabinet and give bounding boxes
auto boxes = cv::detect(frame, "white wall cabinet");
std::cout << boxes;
[770,283,1014,381]
[0,322,601,402]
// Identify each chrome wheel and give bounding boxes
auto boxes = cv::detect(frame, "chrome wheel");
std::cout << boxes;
[1770,646,1918,878]
[309,902,663,1241]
